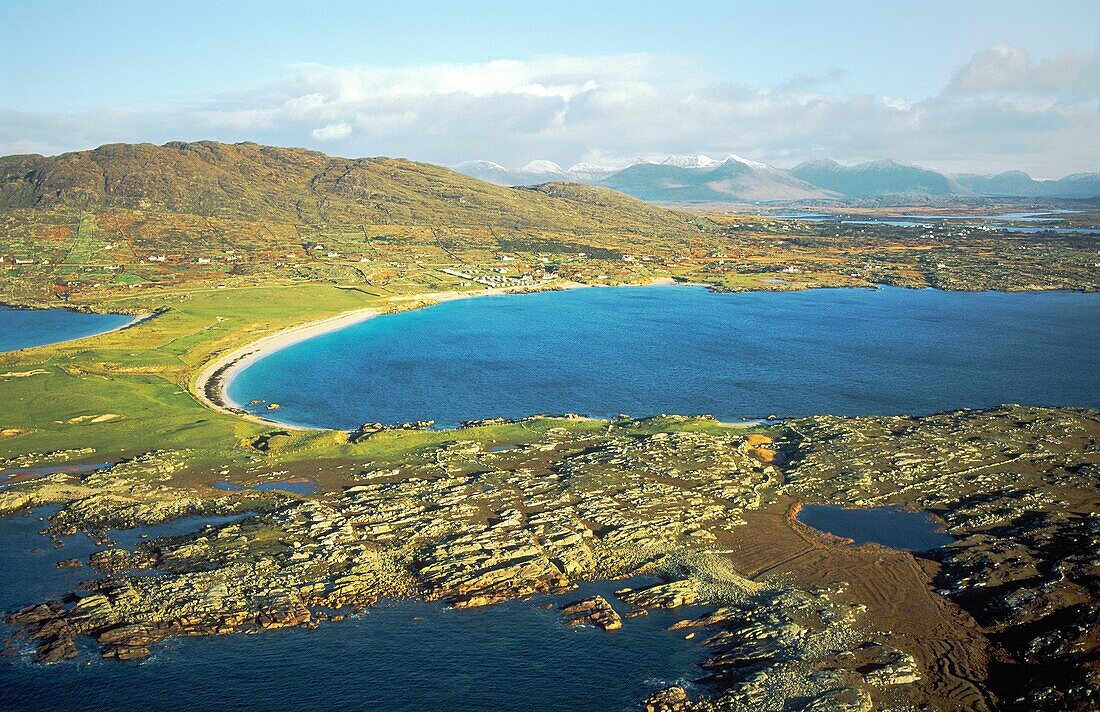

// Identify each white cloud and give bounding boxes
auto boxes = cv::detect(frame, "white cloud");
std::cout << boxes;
[311,122,352,141]
[948,44,1100,102]
[1,48,1097,177]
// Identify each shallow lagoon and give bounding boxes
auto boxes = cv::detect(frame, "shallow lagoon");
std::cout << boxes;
[0,306,134,353]
[229,285,1100,429]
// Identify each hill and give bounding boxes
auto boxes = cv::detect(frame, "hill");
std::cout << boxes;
[0,141,713,240]
[0,141,725,305]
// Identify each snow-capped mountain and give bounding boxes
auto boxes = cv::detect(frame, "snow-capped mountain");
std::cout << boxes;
[451,155,1100,202]
[660,154,721,169]
[721,153,769,170]
[451,153,831,199]
[452,153,766,186]
[566,157,648,183]
[565,162,620,183]
[453,159,569,186]
[517,160,566,175]
[452,160,512,185]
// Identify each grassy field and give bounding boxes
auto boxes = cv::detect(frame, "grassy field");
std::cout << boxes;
[0,279,656,481]
[0,283,391,465]
[0,266,769,493]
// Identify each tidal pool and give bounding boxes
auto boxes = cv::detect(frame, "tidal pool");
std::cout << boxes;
[0,462,115,488]
[0,306,136,353]
[211,478,320,495]
[797,504,954,551]
[228,285,1100,429]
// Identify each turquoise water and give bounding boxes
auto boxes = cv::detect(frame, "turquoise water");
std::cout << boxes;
[0,508,709,712]
[0,306,134,352]
[797,505,954,551]
[229,286,1100,430]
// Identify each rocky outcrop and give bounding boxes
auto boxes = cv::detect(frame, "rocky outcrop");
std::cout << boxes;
[559,596,622,631]
[643,686,690,712]
[2,408,1097,710]
[777,405,1100,709]
[3,422,774,665]
[617,579,702,609]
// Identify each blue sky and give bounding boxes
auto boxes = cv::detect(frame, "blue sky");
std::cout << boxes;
[2,0,1098,176]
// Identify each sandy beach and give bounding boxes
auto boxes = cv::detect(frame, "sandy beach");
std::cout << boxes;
[190,285,573,429]
[190,278,687,430]
[191,305,382,429]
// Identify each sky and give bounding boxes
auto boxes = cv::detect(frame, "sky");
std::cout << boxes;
[1,0,1098,177]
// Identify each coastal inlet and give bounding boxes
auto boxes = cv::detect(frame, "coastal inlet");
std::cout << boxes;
[0,306,139,353]
[225,285,1100,429]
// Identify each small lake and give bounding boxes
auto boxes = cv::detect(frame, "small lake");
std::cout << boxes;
[0,508,709,712]
[228,286,1100,430]
[797,504,954,551]
[764,211,1100,234]
[0,306,135,353]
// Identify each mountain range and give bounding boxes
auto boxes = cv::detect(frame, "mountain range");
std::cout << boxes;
[453,155,1100,203]
[2,142,1095,231]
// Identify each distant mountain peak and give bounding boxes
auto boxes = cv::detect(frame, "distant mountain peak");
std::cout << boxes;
[519,160,565,174]
[721,153,769,170]
[454,159,507,171]
[660,154,721,169]
[790,158,958,197]
[861,158,916,170]
[447,152,1100,201]
[793,158,841,170]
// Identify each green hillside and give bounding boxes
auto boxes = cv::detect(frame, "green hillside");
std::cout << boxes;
[0,141,714,238]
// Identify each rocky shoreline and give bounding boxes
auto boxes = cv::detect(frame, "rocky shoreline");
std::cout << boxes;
[1,406,1096,709]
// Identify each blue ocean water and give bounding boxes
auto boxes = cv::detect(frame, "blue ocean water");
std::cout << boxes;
[0,509,709,712]
[797,505,954,551]
[0,306,134,353]
[228,286,1100,429]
